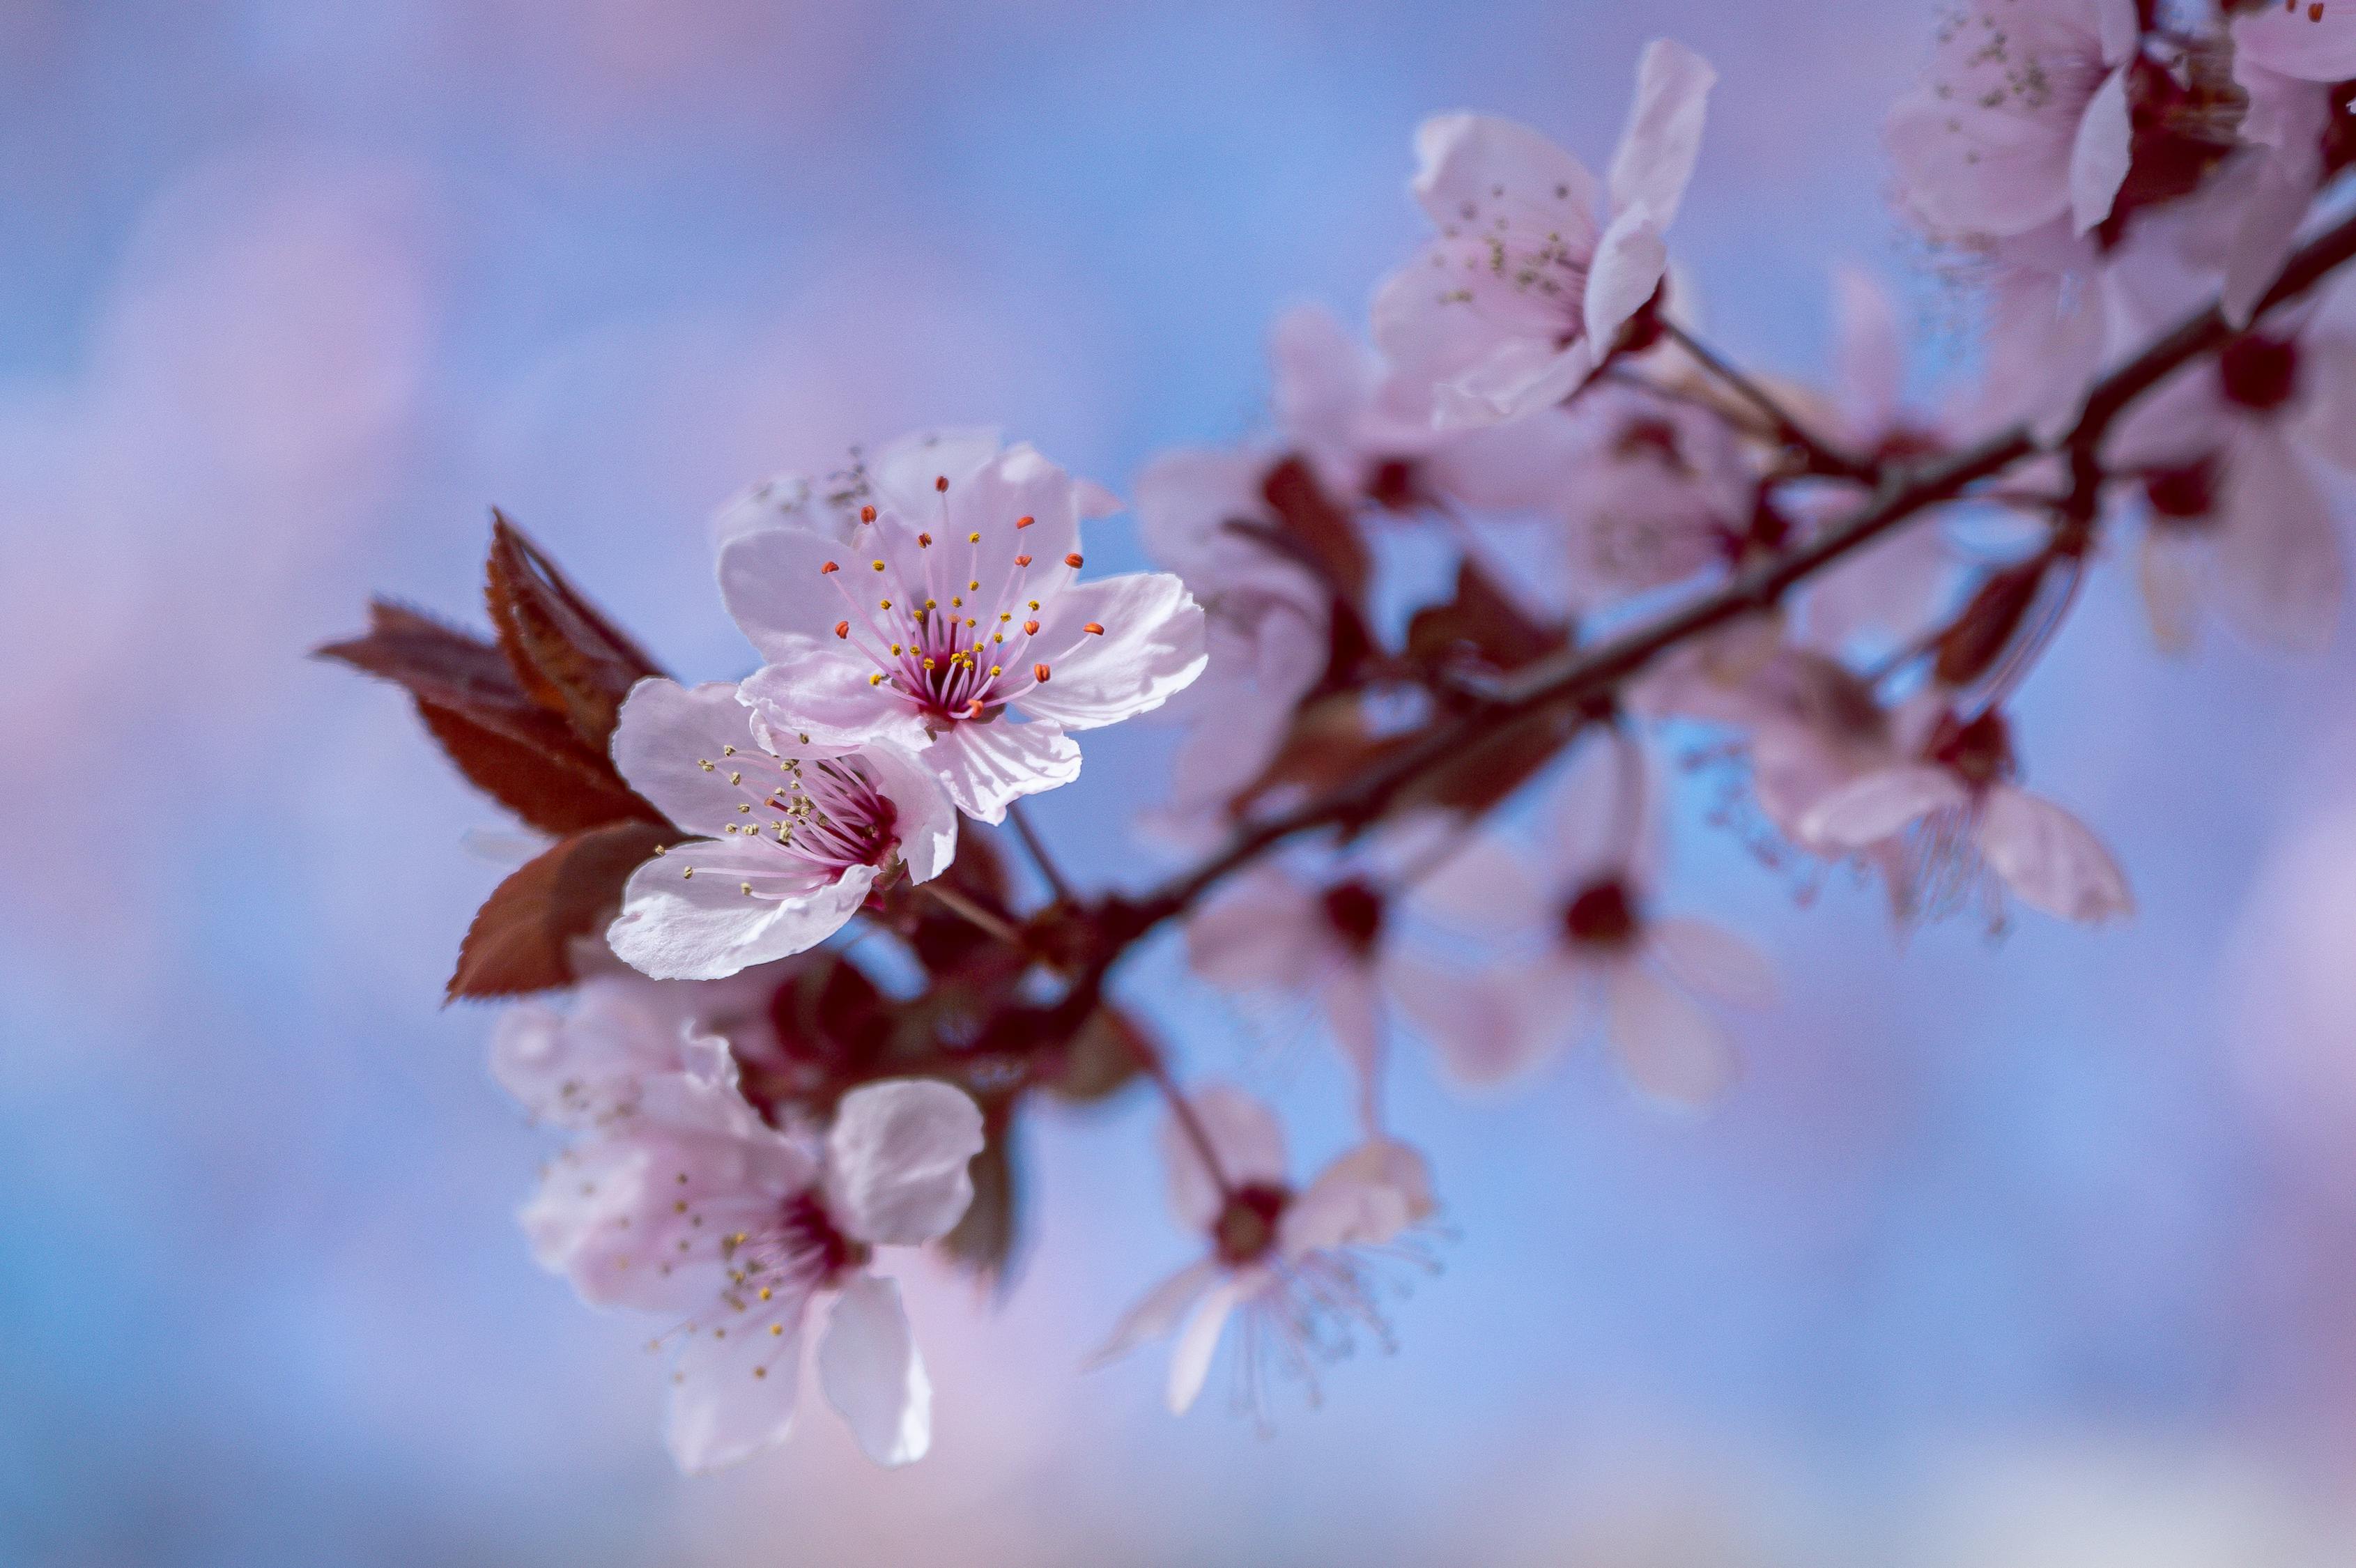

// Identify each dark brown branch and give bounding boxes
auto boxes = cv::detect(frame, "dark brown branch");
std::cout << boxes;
[1661,319,1877,482]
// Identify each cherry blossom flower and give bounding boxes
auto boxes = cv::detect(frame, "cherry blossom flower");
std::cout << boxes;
[493,951,785,1131]
[1136,445,1332,845]
[720,432,1208,824]
[2104,314,2356,652]
[2233,0,2356,83]
[1269,302,1461,509]
[1799,700,2131,925]
[1372,39,1716,426]
[523,1071,985,1471]
[1886,0,2141,242]
[603,677,958,981]
[1405,739,1774,1104]
[1092,1084,1438,1418]
[1446,379,1752,608]
[1183,819,1457,1128]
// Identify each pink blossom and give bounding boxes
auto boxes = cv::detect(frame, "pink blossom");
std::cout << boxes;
[1886,0,2141,241]
[2104,315,2356,652]
[1372,40,1716,426]
[720,431,1208,824]
[1135,445,1332,845]
[1799,701,2131,925]
[523,1073,985,1471]
[1091,1084,1438,1418]
[1404,741,1774,1105]
[2234,0,2356,82]
[1269,302,1461,508]
[1183,819,1456,1128]
[603,677,958,981]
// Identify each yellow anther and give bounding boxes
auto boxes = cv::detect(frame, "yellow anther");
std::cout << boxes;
[737,803,751,813]
[879,598,892,608]
[758,1286,772,1300]
[698,759,714,771]
[682,867,695,879]
[728,771,741,784]
[925,598,937,608]
[869,673,884,685]
[722,745,736,755]
[990,665,1002,677]
[967,579,980,592]
[872,560,886,571]
[922,657,937,670]
[967,531,980,543]
[769,1323,784,1336]
[1027,599,1040,610]
[740,882,753,895]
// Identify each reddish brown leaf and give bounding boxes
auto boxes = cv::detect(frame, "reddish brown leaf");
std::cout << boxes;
[1042,1005,1149,1104]
[941,1112,1022,1290]
[1934,559,2049,689]
[1406,561,1569,673]
[1396,702,1580,817]
[318,599,661,835]
[1256,454,1372,607]
[484,513,668,751]
[447,820,681,1000]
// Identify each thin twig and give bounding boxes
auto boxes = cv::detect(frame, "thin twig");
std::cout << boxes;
[1006,799,1076,906]
[918,880,1026,947]
[1661,319,1877,482]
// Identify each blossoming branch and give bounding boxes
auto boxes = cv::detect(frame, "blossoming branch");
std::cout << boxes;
[324,7,2356,1470]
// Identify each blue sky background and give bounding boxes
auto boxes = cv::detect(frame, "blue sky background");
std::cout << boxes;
[8,2,2356,1562]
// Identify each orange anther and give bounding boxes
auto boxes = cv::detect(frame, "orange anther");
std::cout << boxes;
[859,505,876,523]
[1023,619,1040,635]
[833,620,850,639]
[1063,553,1084,569]
[1082,622,1104,636]
[1015,514,1035,529]
[1033,662,1052,683]
[1014,553,1031,567]
[934,475,949,492]
[917,532,932,548]
[819,561,840,574]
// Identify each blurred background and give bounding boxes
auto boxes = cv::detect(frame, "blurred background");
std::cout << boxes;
[6,1,2356,1562]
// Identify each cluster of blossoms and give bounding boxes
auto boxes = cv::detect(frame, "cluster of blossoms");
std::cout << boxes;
[328,6,2356,1470]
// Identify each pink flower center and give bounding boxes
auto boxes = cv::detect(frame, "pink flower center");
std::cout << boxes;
[1925,707,2015,790]
[2143,458,2219,524]
[820,481,1100,725]
[1562,877,1641,951]
[1319,879,1387,957]
[695,746,899,879]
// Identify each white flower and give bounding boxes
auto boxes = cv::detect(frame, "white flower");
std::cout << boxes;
[719,431,1208,823]
[601,678,957,981]
[1372,39,1716,426]
[523,1074,985,1471]
[1092,1084,1438,1419]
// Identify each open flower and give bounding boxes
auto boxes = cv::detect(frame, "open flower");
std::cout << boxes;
[1799,701,2131,926]
[1372,39,1716,426]
[720,432,1207,823]
[1182,818,1455,1130]
[1886,0,2141,242]
[603,677,957,981]
[523,1073,985,1472]
[1404,739,1773,1105]
[1091,1084,1438,1420]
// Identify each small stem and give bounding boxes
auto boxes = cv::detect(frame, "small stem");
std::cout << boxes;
[1006,799,1076,906]
[918,880,1025,947]
[1138,1049,1233,1199]
[1661,320,1877,482]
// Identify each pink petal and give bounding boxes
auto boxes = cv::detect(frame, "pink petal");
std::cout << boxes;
[1089,1258,1222,1367]
[922,716,1081,824]
[850,740,959,883]
[1606,38,1716,228]
[737,652,934,753]
[1799,763,1969,850]
[1282,1139,1436,1254]
[1409,112,1600,247]
[2067,64,2132,236]
[608,847,875,981]
[817,1272,932,1466]
[718,524,865,663]
[1648,917,1777,1010]
[1583,206,1670,355]
[1603,962,1739,1107]
[1167,1275,1248,1415]
[1184,866,1327,989]
[1320,962,1387,1130]
[1162,1084,1286,1232]
[1979,784,2132,923]
[664,1284,809,1473]
[1018,571,1208,731]
[2235,2,2356,82]
[2213,433,2343,654]
[608,678,768,837]
[824,1079,986,1247]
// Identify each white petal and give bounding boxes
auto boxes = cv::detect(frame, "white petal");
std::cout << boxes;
[825,1078,986,1246]
[1583,206,1671,356]
[1088,1257,1222,1367]
[608,679,764,836]
[608,848,875,981]
[718,525,870,664]
[1185,866,1327,989]
[1799,764,1968,850]
[1648,917,1777,1010]
[850,741,959,883]
[1437,337,1596,427]
[663,1287,810,1473]
[817,1272,932,1466]
[2235,3,2356,82]
[1604,963,1739,1107]
[1162,1084,1286,1232]
[1019,571,1209,731]
[2213,435,2343,653]
[1980,785,2133,924]
[1390,954,1557,1088]
[1167,1276,1247,1415]
[2067,65,2132,236]
[1282,1139,1436,1254]
[736,652,934,753]
[923,716,1081,824]
[1607,38,1715,227]
[1410,112,1600,248]
[867,427,1004,519]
